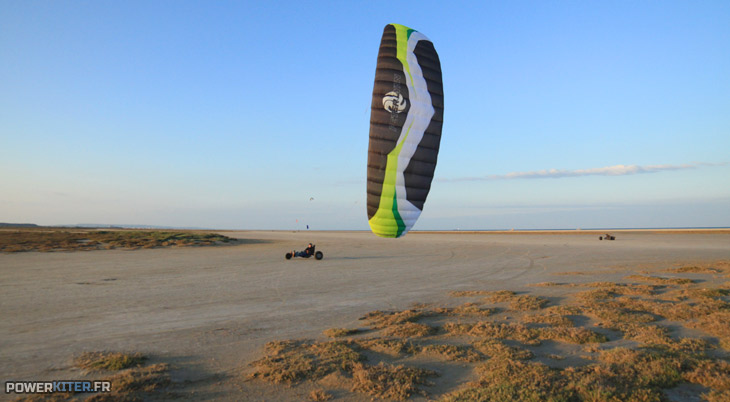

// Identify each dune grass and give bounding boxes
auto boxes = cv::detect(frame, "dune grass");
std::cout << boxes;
[381,322,436,338]
[308,389,333,401]
[100,363,170,394]
[471,339,534,360]
[351,362,436,400]
[20,351,172,402]
[359,309,428,329]
[249,339,437,400]
[624,274,695,285]
[250,340,364,384]
[75,351,147,371]
[441,359,571,402]
[452,289,550,311]
[419,344,484,362]
[432,302,497,317]
[0,228,236,252]
[521,311,575,327]
[665,265,722,274]
[323,328,363,338]
[248,260,730,401]
[509,295,550,311]
[357,338,420,356]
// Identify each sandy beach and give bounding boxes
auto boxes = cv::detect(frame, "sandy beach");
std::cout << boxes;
[1,230,729,401]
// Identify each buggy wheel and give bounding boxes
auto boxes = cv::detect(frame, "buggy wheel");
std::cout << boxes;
[599,236,603,240]
[315,251,323,260]
[285,253,292,260]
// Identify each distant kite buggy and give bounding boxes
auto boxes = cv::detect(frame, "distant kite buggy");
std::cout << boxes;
[285,243,324,260]
[366,23,444,238]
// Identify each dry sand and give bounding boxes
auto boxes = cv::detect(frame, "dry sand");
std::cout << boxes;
[1,230,729,400]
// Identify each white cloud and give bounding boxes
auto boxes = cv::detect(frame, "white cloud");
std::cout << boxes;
[442,162,726,182]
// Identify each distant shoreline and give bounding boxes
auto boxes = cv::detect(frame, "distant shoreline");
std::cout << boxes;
[413,228,730,235]
[2,225,729,235]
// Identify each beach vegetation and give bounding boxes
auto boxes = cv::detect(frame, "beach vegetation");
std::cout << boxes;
[248,260,730,401]
[350,362,436,400]
[308,389,333,401]
[419,344,483,362]
[250,340,363,384]
[624,275,695,286]
[357,338,420,356]
[432,302,496,317]
[359,309,427,329]
[382,322,436,338]
[66,351,169,401]
[0,228,237,252]
[323,328,363,338]
[75,351,147,371]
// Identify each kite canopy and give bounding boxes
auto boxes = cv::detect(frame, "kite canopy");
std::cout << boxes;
[366,24,444,238]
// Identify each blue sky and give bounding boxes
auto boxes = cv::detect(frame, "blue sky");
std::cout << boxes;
[1,0,729,230]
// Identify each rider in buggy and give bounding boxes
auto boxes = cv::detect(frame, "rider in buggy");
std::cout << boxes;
[292,243,315,258]
[286,243,323,260]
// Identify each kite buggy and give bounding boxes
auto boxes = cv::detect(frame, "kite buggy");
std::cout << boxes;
[285,243,323,260]
[599,234,616,240]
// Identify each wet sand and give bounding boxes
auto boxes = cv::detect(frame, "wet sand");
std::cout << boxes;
[1,230,728,400]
